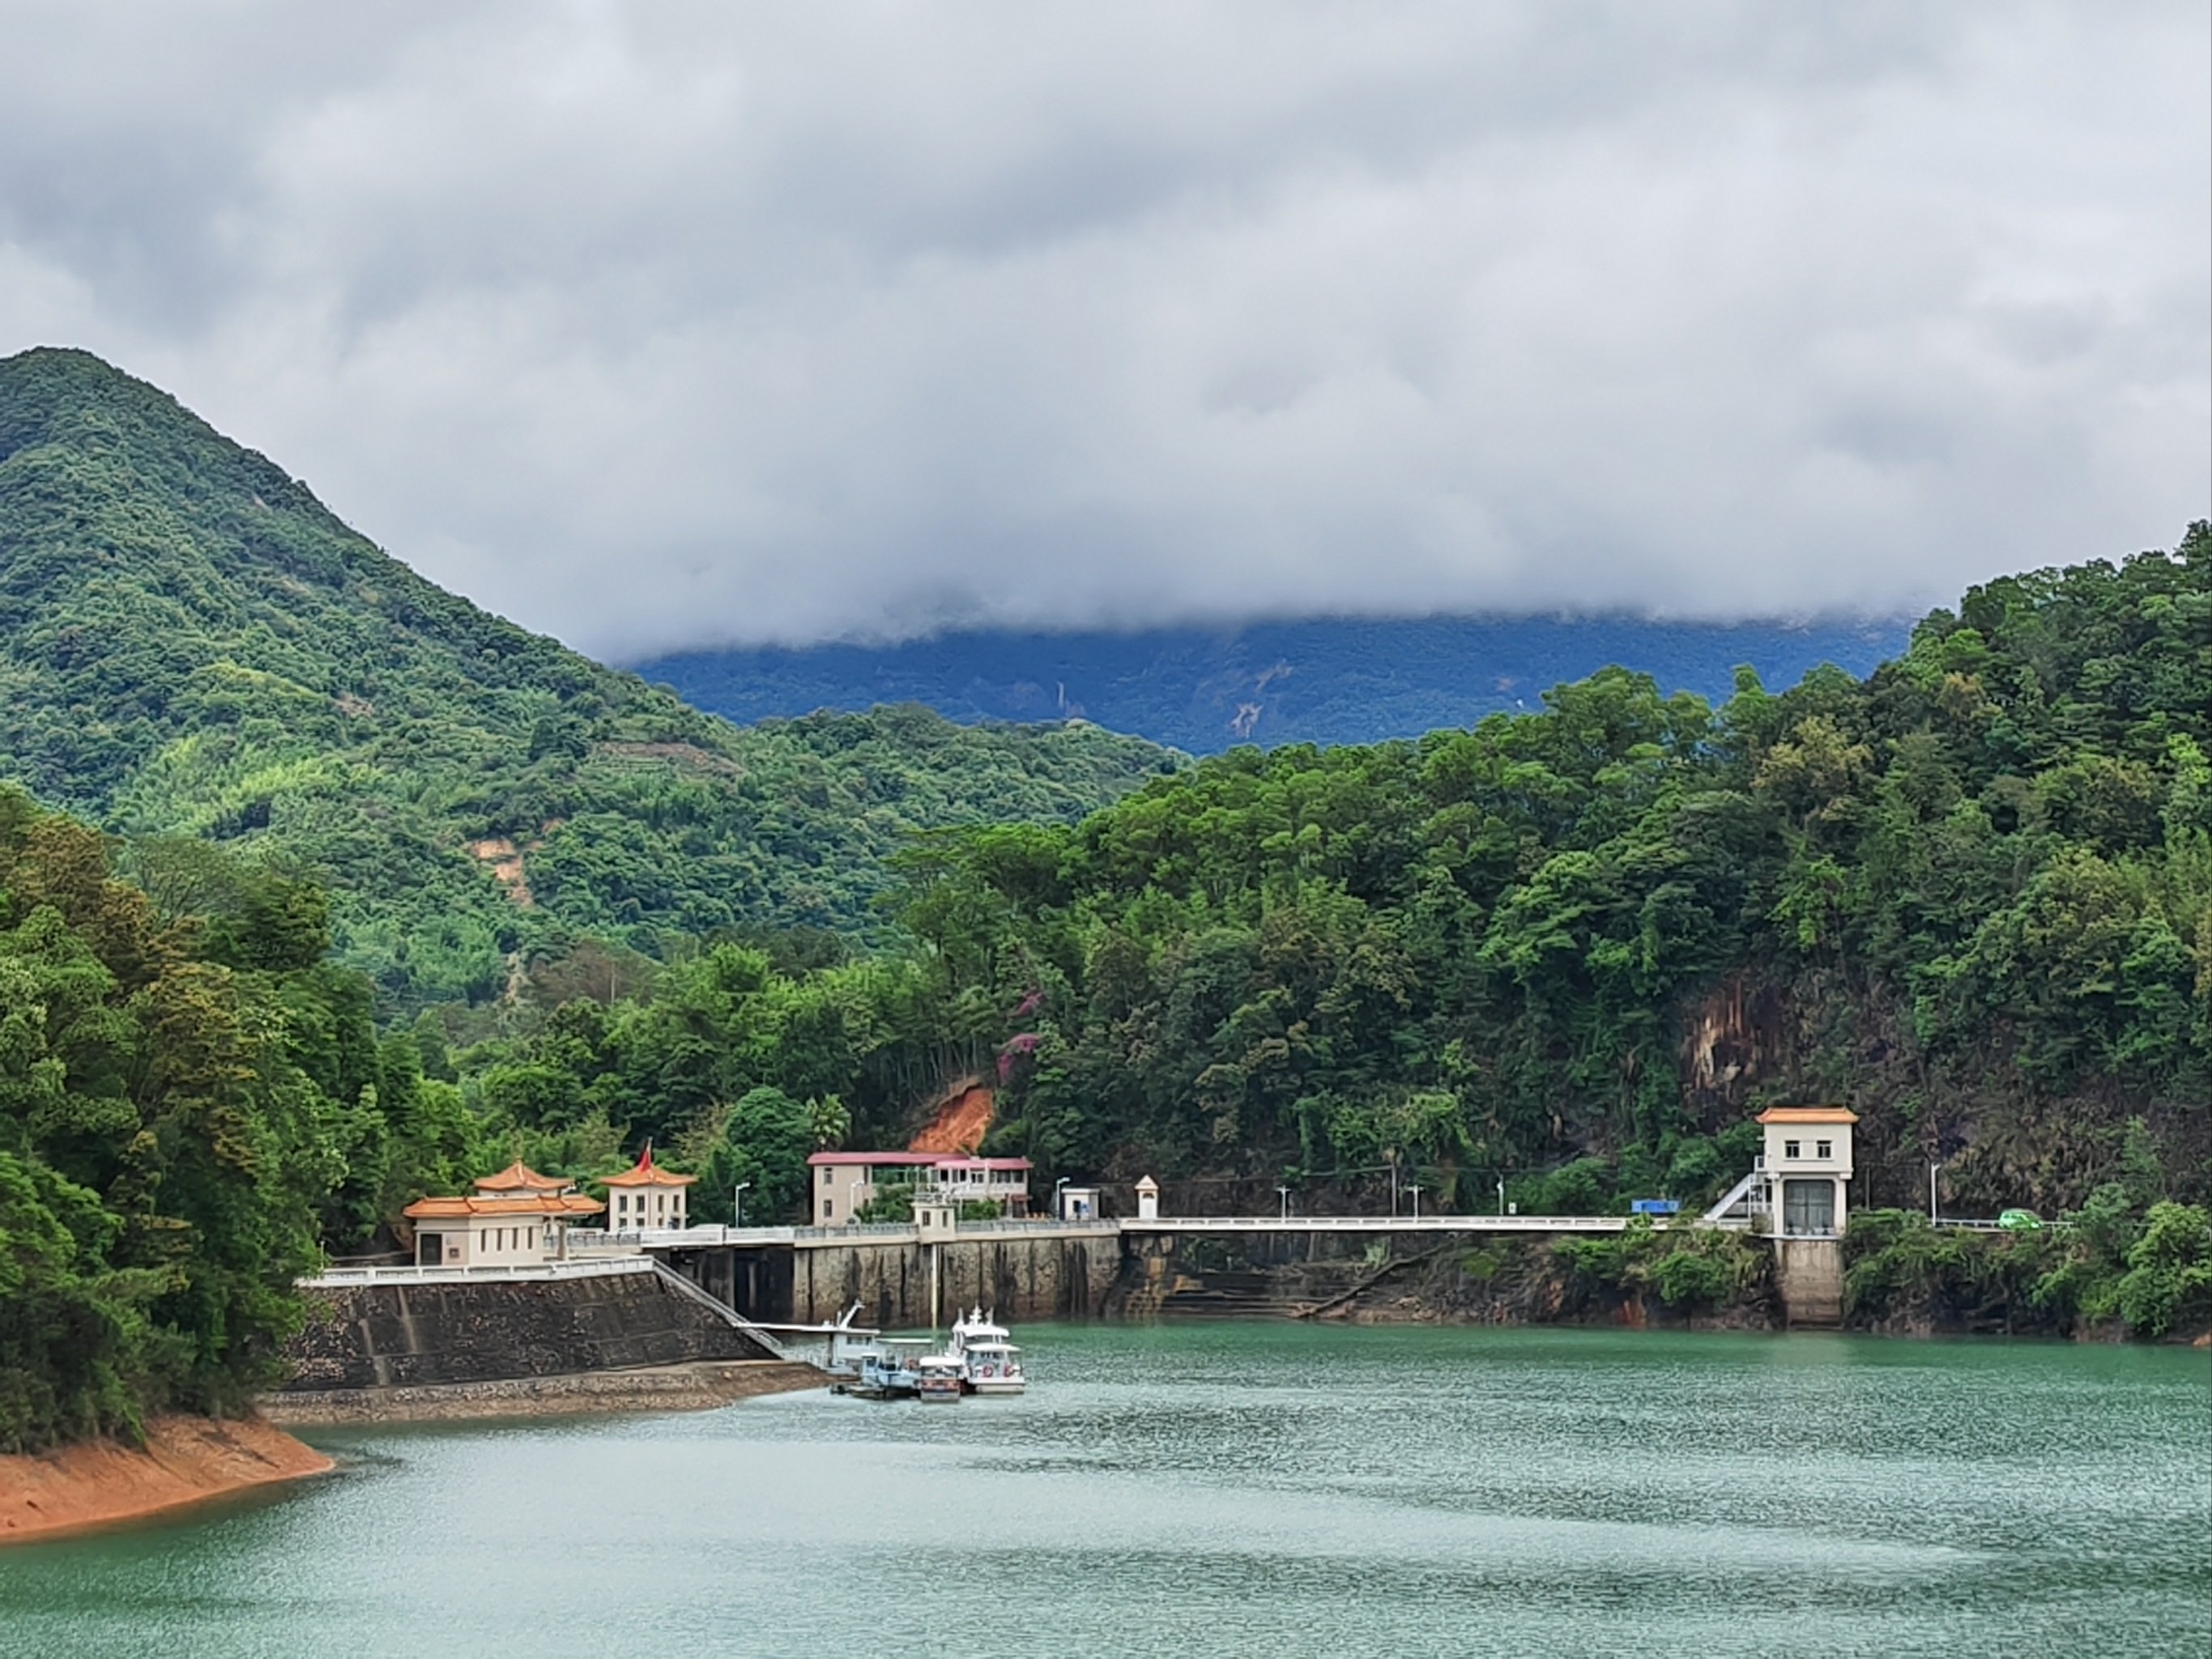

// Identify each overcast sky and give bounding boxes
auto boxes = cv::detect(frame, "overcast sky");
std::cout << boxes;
[2,2,2205,659]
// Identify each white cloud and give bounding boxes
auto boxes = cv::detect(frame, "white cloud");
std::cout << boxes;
[2,1,2204,657]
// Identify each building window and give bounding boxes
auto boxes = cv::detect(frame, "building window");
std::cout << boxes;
[1784,1140,1801,1159]
[823,1199,833,1219]
[1816,1139,1833,1159]
[822,1167,833,1186]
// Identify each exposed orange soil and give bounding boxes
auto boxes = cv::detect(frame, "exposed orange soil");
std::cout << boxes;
[0,1416,333,1546]
[908,1081,993,1154]
[467,836,534,906]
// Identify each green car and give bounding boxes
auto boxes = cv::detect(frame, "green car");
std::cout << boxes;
[1997,1208,2044,1231]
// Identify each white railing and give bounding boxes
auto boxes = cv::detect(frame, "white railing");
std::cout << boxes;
[922,1217,1119,1238]
[554,1214,1772,1250]
[565,1218,1123,1252]
[300,1257,655,1288]
[1123,1214,1635,1234]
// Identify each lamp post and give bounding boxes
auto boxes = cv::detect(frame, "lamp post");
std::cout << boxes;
[1928,1162,1941,1226]
[1055,1175,1069,1221]
[1496,1178,1507,1218]
[1276,1185,1291,1221]
[732,1181,750,1233]
[1407,1183,1423,1220]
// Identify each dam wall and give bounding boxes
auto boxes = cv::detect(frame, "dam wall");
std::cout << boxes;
[283,1260,780,1392]
[662,1227,1123,1327]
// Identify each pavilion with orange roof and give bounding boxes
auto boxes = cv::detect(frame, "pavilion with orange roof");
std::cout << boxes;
[402,1161,605,1267]
[601,1143,696,1233]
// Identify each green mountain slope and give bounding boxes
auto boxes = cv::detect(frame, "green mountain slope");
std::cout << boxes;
[885,529,2212,1221]
[0,348,1178,1004]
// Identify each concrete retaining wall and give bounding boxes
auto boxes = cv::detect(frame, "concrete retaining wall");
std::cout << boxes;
[285,1269,779,1392]
[1775,1239,1845,1327]
[666,1232,1122,1327]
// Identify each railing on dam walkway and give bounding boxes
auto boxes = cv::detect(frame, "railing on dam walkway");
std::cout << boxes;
[557,1215,1648,1252]
[565,1218,1122,1253]
[301,1256,657,1288]
[1122,1214,1635,1235]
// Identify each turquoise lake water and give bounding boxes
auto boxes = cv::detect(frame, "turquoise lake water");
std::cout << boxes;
[2,1324,2206,1657]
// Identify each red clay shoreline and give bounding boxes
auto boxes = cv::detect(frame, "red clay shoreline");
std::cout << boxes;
[0,1415,335,1546]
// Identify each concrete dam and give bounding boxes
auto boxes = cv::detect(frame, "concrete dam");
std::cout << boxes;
[654,1220,1124,1328]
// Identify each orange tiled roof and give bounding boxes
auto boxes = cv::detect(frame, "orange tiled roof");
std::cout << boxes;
[402,1192,607,1219]
[601,1144,697,1188]
[1755,1107,1860,1124]
[473,1160,570,1193]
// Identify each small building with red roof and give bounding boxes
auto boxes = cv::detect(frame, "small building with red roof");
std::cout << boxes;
[403,1162,604,1267]
[601,1143,696,1233]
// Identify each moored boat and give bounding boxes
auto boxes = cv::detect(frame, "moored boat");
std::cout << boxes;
[842,1337,929,1399]
[947,1306,1027,1395]
[914,1353,965,1402]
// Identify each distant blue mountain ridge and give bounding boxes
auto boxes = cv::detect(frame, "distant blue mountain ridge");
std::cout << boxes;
[633,614,1915,754]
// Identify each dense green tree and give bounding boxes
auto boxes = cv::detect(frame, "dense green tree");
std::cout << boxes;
[0,791,379,1449]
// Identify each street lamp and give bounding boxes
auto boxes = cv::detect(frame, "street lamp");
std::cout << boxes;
[1928,1162,1941,1226]
[1406,1183,1423,1220]
[732,1181,750,1231]
[1496,1178,1507,1218]
[1055,1175,1069,1221]
[1276,1185,1291,1221]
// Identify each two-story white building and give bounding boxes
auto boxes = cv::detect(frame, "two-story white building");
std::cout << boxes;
[601,1144,694,1232]
[1756,1106,1857,1237]
[806,1151,1034,1226]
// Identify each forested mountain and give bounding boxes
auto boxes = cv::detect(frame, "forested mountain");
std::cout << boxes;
[889,532,2211,1226]
[637,613,1910,755]
[2,345,2206,1458]
[0,349,1176,1008]
[470,530,2212,1239]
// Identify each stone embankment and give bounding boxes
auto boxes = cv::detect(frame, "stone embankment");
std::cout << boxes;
[275,1260,823,1421]
[266,1359,822,1425]
[0,1417,333,1546]
[284,1264,781,1392]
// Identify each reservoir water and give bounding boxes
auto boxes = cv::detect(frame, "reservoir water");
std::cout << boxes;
[2,1324,2205,1657]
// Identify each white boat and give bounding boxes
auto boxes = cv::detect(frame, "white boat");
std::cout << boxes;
[947,1306,1026,1395]
[914,1352,965,1403]
[842,1336,929,1400]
